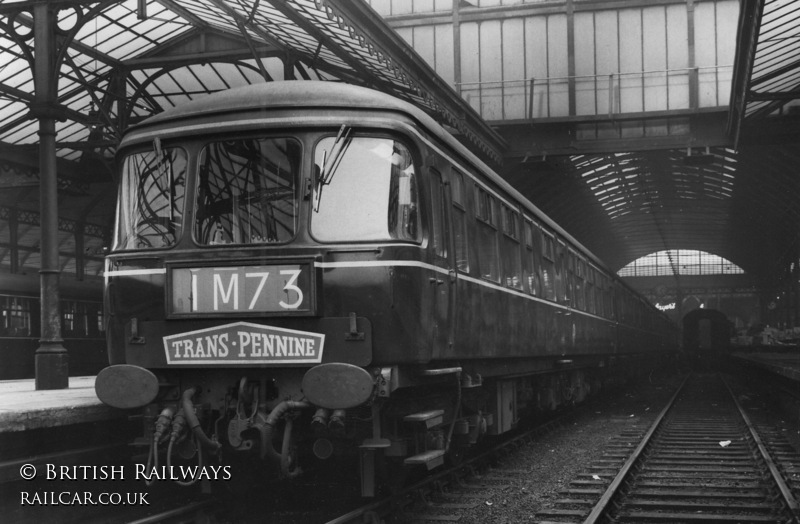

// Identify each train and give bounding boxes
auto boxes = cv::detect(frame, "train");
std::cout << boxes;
[683,308,732,353]
[683,308,732,370]
[95,81,678,495]
[0,273,105,380]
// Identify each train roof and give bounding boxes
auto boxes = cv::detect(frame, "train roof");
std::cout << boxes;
[119,81,621,281]
[128,81,437,130]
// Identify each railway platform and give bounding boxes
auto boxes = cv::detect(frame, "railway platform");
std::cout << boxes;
[0,376,124,433]
[731,350,800,382]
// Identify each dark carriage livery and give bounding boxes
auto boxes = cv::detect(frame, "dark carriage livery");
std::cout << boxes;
[97,81,677,494]
[0,274,105,380]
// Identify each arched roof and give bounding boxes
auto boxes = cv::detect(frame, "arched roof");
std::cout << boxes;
[504,141,800,279]
[0,0,797,288]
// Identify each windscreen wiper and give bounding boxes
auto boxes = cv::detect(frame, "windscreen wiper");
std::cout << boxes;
[314,125,351,212]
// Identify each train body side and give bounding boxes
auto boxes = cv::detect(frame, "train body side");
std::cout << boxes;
[0,274,105,379]
[103,104,666,374]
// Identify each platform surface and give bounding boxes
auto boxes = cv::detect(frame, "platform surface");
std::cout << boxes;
[0,376,123,433]
[732,350,800,382]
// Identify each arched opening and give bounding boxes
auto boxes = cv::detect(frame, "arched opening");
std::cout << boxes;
[618,250,744,277]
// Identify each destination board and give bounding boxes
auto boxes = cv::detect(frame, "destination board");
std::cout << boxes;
[170,264,312,315]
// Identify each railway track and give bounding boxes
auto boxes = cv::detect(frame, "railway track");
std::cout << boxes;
[102,413,581,524]
[319,380,677,524]
[332,421,572,524]
[536,373,800,523]
[21,372,797,523]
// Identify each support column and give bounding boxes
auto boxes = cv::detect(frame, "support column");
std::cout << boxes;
[566,0,576,116]
[687,0,699,110]
[32,3,68,390]
[452,0,461,96]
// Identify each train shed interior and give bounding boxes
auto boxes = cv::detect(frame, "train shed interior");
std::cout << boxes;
[0,0,798,381]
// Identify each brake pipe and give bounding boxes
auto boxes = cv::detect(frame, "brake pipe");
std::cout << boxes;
[281,418,301,478]
[181,387,222,453]
[144,439,157,487]
[164,407,208,487]
[145,407,175,487]
[256,400,311,475]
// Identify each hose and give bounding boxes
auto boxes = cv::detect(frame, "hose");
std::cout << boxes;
[256,400,311,476]
[167,436,203,487]
[144,437,157,487]
[144,407,174,487]
[182,387,222,453]
[281,418,302,478]
[165,408,202,487]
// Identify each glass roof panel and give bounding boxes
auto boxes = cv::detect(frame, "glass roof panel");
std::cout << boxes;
[573,147,738,220]
[0,0,505,276]
[744,0,800,118]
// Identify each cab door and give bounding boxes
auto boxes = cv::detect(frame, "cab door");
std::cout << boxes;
[429,168,455,360]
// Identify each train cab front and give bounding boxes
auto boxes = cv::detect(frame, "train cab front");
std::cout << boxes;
[96,104,434,492]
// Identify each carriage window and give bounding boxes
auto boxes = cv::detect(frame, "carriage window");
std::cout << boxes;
[557,241,568,303]
[541,232,556,301]
[62,301,76,335]
[595,273,605,317]
[502,205,522,289]
[451,170,469,272]
[475,187,500,282]
[586,266,596,314]
[606,280,615,319]
[95,305,105,335]
[431,170,448,258]
[115,146,187,250]
[195,138,300,245]
[575,257,586,311]
[1,296,32,336]
[312,136,420,243]
[524,220,540,296]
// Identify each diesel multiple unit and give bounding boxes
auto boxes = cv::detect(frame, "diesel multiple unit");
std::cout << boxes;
[96,81,677,495]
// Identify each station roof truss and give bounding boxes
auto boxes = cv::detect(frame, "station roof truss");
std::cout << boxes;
[730,0,800,137]
[0,0,505,278]
[0,0,797,289]
[505,140,800,283]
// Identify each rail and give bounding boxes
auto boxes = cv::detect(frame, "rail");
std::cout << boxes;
[582,373,689,524]
[725,377,800,520]
[581,373,800,524]
[324,409,579,524]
